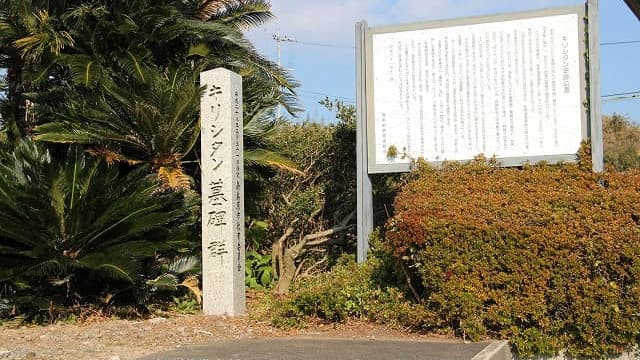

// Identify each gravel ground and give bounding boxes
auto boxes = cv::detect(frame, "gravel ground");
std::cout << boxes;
[0,311,442,360]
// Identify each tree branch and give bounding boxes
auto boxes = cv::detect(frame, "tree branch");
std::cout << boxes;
[299,256,329,279]
[272,226,294,276]
[301,211,355,244]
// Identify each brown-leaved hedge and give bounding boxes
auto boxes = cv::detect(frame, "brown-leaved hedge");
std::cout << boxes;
[386,150,640,357]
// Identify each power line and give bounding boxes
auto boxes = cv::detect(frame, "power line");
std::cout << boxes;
[272,30,640,51]
[301,89,640,105]
[271,33,354,50]
[287,38,640,49]
[289,39,355,49]
[603,91,640,97]
[301,90,355,102]
[602,91,640,102]
[601,40,640,46]
[283,38,639,49]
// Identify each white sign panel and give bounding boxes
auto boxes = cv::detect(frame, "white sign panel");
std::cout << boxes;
[370,11,585,171]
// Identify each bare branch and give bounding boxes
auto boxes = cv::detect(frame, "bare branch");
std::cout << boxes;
[307,207,323,223]
[293,258,310,281]
[272,227,294,276]
[301,211,355,244]
[306,232,351,247]
[299,256,329,279]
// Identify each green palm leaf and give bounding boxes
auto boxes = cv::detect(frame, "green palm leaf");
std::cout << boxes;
[0,139,197,305]
[244,149,302,175]
[57,54,108,88]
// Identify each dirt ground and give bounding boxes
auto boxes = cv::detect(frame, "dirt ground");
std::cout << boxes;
[0,297,443,360]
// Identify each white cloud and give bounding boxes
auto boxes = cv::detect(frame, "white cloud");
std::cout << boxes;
[247,0,582,49]
[247,0,383,49]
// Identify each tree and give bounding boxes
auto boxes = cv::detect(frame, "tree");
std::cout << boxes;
[256,103,357,294]
[0,0,76,138]
[603,114,640,170]
[33,65,202,189]
[1,0,299,140]
[1,0,300,187]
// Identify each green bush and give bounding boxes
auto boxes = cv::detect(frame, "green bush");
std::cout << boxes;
[386,154,640,357]
[268,249,439,331]
[0,141,198,319]
[258,121,356,243]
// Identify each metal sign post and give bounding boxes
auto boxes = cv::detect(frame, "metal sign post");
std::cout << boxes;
[356,21,374,263]
[588,0,604,172]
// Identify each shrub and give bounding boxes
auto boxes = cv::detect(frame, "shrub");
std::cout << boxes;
[604,114,640,170]
[254,120,358,293]
[0,141,198,319]
[260,121,356,243]
[267,247,439,331]
[386,154,640,357]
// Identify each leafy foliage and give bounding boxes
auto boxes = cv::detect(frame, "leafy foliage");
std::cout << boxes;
[0,140,197,317]
[267,252,438,330]
[1,0,299,166]
[0,0,302,318]
[386,150,640,357]
[245,250,275,289]
[603,114,640,170]
[147,255,202,304]
[34,66,202,180]
[259,118,356,250]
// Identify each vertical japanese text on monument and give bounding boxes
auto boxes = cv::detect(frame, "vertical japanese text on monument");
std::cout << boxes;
[204,85,243,274]
[372,13,583,164]
[205,85,229,262]
[233,90,243,273]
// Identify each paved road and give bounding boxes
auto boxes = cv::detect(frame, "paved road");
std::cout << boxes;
[138,338,494,360]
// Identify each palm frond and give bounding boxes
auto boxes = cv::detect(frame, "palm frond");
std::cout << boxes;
[167,255,201,275]
[158,166,192,190]
[214,0,273,29]
[244,149,303,175]
[187,43,210,58]
[35,65,201,174]
[0,139,197,304]
[164,18,249,49]
[114,50,152,83]
[57,54,108,88]
[180,275,202,303]
[13,9,74,62]
[146,273,179,290]
[93,264,135,283]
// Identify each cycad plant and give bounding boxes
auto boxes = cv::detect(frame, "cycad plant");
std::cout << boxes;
[0,0,298,137]
[0,140,197,314]
[34,65,202,189]
[33,66,300,188]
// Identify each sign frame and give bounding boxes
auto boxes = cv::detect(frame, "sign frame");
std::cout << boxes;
[363,5,590,174]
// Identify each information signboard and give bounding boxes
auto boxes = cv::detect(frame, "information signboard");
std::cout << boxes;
[365,7,587,173]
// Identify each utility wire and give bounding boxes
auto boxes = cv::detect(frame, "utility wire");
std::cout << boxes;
[601,40,640,46]
[279,37,640,49]
[303,89,640,105]
[289,39,355,49]
[602,91,640,102]
[301,90,355,102]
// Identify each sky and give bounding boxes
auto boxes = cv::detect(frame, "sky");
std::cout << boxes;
[246,0,640,123]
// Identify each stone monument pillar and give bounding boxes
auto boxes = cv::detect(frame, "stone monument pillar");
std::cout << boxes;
[200,68,245,316]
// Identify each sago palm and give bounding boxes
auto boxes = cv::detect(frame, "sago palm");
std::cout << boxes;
[0,140,196,309]
[34,65,202,189]
[34,61,300,183]
[2,0,299,137]
[0,0,77,137]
